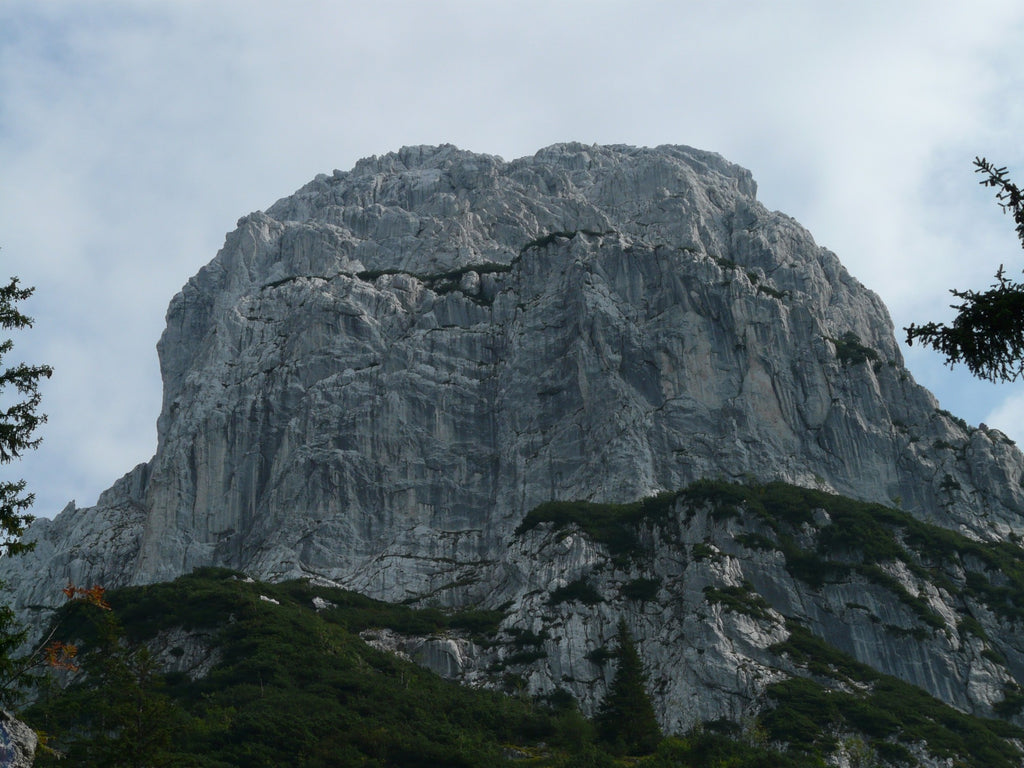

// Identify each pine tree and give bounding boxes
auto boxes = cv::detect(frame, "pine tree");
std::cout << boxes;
[596,618,661,755]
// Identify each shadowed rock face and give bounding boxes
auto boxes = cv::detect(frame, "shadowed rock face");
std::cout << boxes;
[7,144,1024,738]
[0,710,36,768]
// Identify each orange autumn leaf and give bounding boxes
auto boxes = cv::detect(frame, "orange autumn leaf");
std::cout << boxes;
[62,582,111,610]
[43,641,79,672]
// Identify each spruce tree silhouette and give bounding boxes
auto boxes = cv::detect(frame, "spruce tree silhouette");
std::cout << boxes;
[0,275,52,702]
[906,158,1024,382]
[0,276,52,554]
[596,618,661,755]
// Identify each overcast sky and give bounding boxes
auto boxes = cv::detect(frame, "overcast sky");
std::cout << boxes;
[2,1,1024,518]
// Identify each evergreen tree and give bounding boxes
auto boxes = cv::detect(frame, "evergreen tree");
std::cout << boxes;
[76,612,182,767]
[32,602,185,767]
[906,158,1024,382]
[0,275,52,704]
[0,276,52,554]
[596,618,661,755]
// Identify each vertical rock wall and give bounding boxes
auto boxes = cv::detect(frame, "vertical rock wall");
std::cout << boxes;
[5,141,1023,655]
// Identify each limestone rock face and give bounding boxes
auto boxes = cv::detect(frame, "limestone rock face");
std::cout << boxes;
[491,494,1024,731]
[0,710,36,768]
[6,143,1024,743]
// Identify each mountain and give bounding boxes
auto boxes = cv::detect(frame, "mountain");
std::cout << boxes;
[6,143,1024,764]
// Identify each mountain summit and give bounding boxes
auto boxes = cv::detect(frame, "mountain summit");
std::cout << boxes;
[7,144,1024,751]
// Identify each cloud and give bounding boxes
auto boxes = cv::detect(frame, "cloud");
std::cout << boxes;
[986,391,1024,448]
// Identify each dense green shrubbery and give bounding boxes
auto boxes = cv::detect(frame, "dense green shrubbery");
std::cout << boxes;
[702,582,772,622]
[517,477,1024,674]
[620,577,661,602]
[24,568,860,767]
[767,622,1024,767]
[26,570,568,767]
[829,331,880,365]
[515,491,679,560]
[30,474,1024,766]
[520,475,1024,638]
[676,479,1024,627]
[549,577,603,606]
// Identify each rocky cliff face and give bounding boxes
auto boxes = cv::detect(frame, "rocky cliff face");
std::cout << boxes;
[7,144,1024,753]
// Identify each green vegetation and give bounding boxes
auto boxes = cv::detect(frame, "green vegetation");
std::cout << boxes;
[733,532,775,551]
[0,276,53,706]
[33,602,186,766]
[702,582,773,622]
[26,569,584,767]
[766,623,1024,767]
[620,577,661,602]
[756,284,789,300]
[905,158,1024,383]
[636,731,824,768]
[515,491,679,562]
[23,568,852,768]
[828,331,880,365]
[31,477,1024,764]
[678,479,1024,626]
[517,478,1024,634]
[22,546,1024,766]
[936,407,972,434]
[0,276,53,556]
[938,473,962,493]
[507,627,549,648]
[690,541,717,561]
[549,577,602,606]
[513,478,1024,764]
[595,619,661,756]
[518,477,1024,642]
[585,646,615,666]
[994,682,1024,717]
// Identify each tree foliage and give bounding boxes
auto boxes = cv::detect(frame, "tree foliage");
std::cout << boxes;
[596,619,662,755]
[905,158,1024,382]
[0,275,52,707]
[0,276,52,554]
[24,567,1020,767]
[41,606,184,767]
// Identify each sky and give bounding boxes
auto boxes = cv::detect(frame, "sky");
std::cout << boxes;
[2,1,1024,518]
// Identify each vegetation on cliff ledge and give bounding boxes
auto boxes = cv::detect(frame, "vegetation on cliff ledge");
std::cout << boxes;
[25,568,830,767]
[19,478,1024,766]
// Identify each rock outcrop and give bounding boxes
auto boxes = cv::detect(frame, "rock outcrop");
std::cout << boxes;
[0,710,36,768]
[6,143,1024,750]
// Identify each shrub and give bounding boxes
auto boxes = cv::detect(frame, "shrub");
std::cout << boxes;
[830,331,880,365]
[620,578,661,602]
[549,578,602,606]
